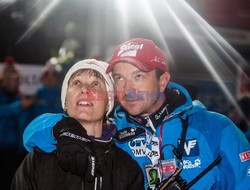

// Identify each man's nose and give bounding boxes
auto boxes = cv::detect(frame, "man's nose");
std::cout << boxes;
[124,79,134,92]
[124,80,137,100]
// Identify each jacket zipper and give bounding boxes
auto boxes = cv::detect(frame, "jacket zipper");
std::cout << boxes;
[94,176,103,190]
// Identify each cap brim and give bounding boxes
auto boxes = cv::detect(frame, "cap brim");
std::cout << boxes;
[106,57,154,73]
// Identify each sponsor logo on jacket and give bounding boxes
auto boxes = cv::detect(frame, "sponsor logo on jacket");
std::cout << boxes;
[128,137,146,157]
[178,138,200,157]
[115,127,145,142]
[183,158,201,169]
[119,128,136,140]
[60,132,91,142]
[239,150,250,162]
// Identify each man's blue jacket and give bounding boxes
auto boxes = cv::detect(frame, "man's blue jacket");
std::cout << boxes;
[23,82,250,189]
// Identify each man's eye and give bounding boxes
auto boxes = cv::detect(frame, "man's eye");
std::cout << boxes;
[135,74,143,79]
[114,76,123,81]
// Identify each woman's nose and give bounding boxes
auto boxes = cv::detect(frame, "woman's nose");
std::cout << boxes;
[80,84,90,94]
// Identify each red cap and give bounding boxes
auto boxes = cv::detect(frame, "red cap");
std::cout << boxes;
[106,38,168,73]
[4,56,16,64]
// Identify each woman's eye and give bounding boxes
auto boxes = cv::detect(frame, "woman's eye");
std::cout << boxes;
[72,80,81,86]
[92,81,101,88]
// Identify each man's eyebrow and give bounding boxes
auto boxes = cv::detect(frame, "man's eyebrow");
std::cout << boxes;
[113,69,144,76]
[112,73,122,77]
[131,70,145,75]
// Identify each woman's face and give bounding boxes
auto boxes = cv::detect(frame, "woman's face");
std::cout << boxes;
[65,70,108,124]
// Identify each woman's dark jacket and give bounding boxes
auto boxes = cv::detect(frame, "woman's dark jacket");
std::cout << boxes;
[11,139,144,190]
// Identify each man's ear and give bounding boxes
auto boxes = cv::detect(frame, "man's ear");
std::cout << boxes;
[159,72,170,93]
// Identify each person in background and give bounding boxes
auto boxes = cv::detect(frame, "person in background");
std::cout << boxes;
[0,56,36,189]
[22,38,250,189]
[12,59,143,190]
[36,57,63,114]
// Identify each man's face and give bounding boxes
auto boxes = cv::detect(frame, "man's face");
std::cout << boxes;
[113,62,168,116]
[65,71,108,123]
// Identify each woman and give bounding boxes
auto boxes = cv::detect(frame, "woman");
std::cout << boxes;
[11,59,144,190]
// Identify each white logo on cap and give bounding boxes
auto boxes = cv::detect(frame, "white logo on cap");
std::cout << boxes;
[151,56,165,65]
[118,43,144,57]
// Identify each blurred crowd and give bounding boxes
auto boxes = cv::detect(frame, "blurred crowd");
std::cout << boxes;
[0,56,63,189]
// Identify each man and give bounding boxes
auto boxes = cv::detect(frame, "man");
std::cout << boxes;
[23,38,250,189]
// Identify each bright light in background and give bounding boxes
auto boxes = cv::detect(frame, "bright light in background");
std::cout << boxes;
[0,0,16,2]
[0,0,17,11]
[2,0,248,114]
[183,1,248,70]
[161,0,248,109]
[137,0,174,66]
[115,0,129,40]
[111,0,249,114]
[112,0,174,64]
[16,0,61,44]
[0,0,16,5]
